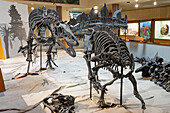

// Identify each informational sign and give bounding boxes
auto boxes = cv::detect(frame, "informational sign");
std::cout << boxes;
[155,20,170,40]
[0,1,28,58]
[120,23,139,36]
[140,21,151,40]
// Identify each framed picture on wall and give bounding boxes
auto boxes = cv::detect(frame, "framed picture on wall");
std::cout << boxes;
[155,20,170,40]
[120,23,139,36]
[140,21,151,40]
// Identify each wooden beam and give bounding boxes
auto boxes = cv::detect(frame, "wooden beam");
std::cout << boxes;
[150,19,155,43]
[56,6,62,20]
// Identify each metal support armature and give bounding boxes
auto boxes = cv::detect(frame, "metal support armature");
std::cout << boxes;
[120,66,123,105]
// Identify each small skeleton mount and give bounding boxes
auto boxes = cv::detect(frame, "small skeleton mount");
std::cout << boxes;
[0,93,75,113]
[135,56,170,92]
[69,4,145,109]
[43,93,75,113]
[135,57,156,77]
[18,6,79,76]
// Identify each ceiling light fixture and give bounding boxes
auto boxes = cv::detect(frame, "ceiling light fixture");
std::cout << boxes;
[31,7,34,10]
[136,0,138,2]
[94,10,98,14]
[153,1,157,5]
[135,4,139,8]
[94,6,98,10]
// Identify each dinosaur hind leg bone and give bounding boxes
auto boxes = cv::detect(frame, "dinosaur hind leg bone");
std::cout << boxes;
[128,74,146,109]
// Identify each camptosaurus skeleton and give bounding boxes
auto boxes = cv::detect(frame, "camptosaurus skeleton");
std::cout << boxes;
[69,4,146,109]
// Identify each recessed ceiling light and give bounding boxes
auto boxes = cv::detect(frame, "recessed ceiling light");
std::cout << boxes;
[94,6,98,10]
[94,10,98,14]
[135,4,139,8]
[31,7,34,10]
[136,0,138,2]
[153,1,157,5]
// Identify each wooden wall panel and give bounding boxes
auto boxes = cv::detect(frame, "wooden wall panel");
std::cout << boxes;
[122,6,170,21]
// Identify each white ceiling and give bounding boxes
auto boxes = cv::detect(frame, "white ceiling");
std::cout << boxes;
[4,0,170,12]
[118,0,170,11]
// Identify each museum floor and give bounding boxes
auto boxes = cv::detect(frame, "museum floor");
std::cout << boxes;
[0,50,170,113]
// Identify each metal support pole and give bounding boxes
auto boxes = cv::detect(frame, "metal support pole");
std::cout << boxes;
[125,29,127,42]
[120,66,123,105]
[26,61,30,75]
[40,45,42,71]
[90,80,92,99]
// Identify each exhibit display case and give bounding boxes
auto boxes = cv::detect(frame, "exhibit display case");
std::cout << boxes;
[119,22,145,41]
[140,21,151,40]
[120,23,139,36]
[155,20,170,40]
[119,19,170,46]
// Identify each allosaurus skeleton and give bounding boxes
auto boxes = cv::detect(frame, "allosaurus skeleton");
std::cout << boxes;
[19,6,79,76]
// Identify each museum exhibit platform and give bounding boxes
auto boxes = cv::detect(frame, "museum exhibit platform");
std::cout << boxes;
[0,50,170,113]
[0,0,170,113]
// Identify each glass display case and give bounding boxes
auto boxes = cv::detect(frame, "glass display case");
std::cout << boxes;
[155,20,170,40]
[120,23,139,36]
[140,21,151,40]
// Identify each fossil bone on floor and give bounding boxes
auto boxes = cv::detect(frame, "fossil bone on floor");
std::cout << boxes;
[0,50,170,113]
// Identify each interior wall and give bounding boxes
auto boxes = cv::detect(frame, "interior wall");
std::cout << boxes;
[28,5,69,21]
[85,0,125,7]
[122,6,170,21]
[62,7,70,21]
[126,42,170,61]
[0,1,29,58]
[28,5,56,14]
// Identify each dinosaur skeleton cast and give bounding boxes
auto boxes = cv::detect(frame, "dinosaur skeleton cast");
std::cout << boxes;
[43,93,75,113]
[0,93,75,113]
[135,56,170,92]
[19,6,79,75]
[69,4,145,109]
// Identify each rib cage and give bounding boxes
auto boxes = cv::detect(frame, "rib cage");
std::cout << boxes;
[92,26,132,67]
[93,31,117,55]
[29,8,59,28]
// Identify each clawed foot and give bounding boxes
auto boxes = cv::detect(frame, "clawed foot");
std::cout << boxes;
[49,66,55,70]
[142,103,146,110]
[93,81,102,93]
[97,98,106,107]
[46,54,58,69]
[46,59,58,69]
